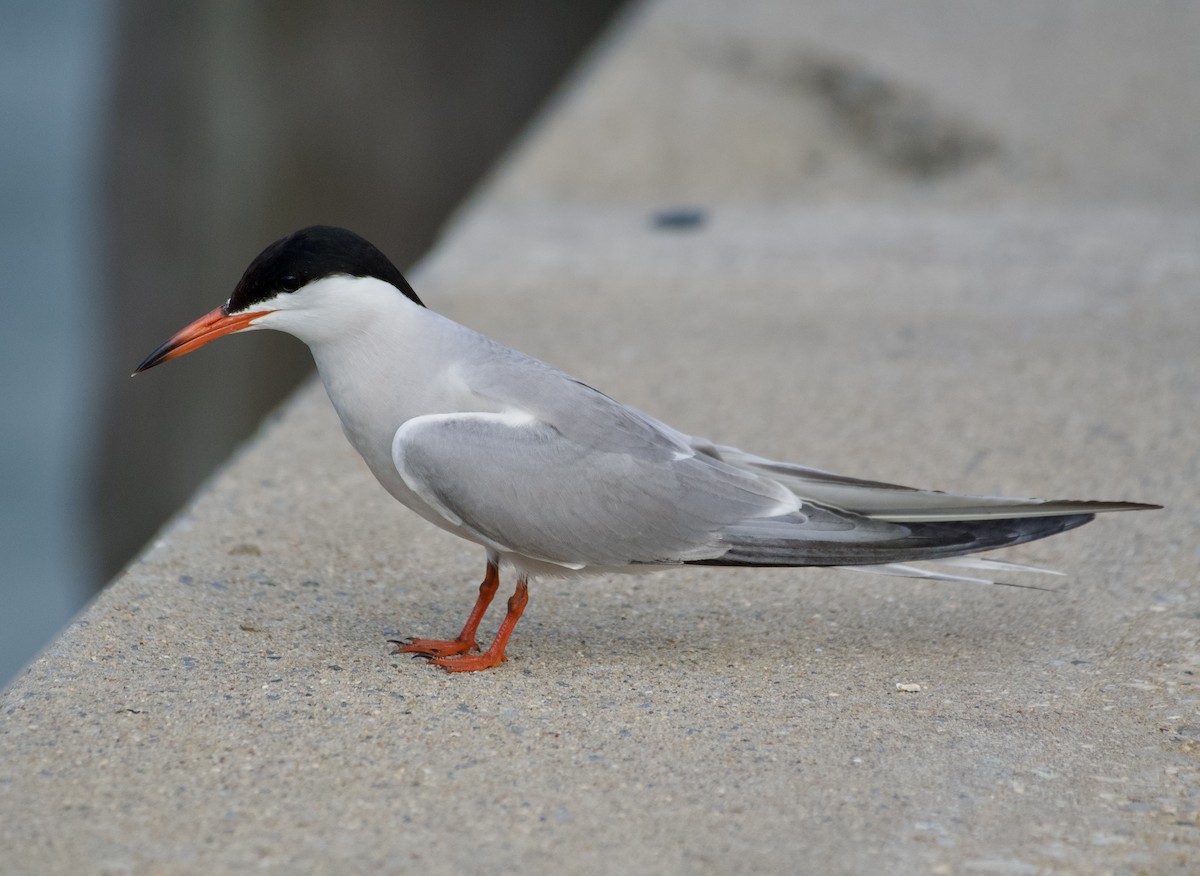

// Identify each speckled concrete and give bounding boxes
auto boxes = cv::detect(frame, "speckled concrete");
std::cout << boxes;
[4,2,1198,874]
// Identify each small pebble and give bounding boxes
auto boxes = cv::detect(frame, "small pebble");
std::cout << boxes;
[652,208,706,230]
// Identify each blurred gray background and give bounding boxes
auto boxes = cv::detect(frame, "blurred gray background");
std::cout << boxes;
[0,0,625,685]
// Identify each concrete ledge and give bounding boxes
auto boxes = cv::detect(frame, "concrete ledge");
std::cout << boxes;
[4,2,1198,873]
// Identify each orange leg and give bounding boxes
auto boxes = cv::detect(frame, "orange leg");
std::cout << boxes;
[430,576,529,673]
[392,555,500,658]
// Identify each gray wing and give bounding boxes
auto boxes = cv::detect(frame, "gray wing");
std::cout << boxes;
[702,444,1154,521]
[396,333,1155,572]
[464,339,1151,522]
[390,407,904,570]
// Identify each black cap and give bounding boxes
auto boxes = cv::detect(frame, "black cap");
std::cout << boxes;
[228,226,423,313]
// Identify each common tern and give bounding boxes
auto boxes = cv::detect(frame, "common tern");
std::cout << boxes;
[134,226,1158,671]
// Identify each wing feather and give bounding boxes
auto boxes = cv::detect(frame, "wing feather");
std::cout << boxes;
[703,444,1156,521]
[390,335,1155,575]
[392,410,832,569]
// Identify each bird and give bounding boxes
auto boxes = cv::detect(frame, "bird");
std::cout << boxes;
[133,225,1159,672]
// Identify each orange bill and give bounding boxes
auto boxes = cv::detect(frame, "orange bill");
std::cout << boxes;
[132,304,272,375]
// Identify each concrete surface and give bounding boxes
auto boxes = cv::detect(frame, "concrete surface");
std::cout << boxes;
[3,1,1198,873]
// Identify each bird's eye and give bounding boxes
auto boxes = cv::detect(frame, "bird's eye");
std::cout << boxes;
[279,276,300,293]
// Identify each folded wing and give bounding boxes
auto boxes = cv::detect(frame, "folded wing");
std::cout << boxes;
[391,404,1153,575]
[700,443,1154,521]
